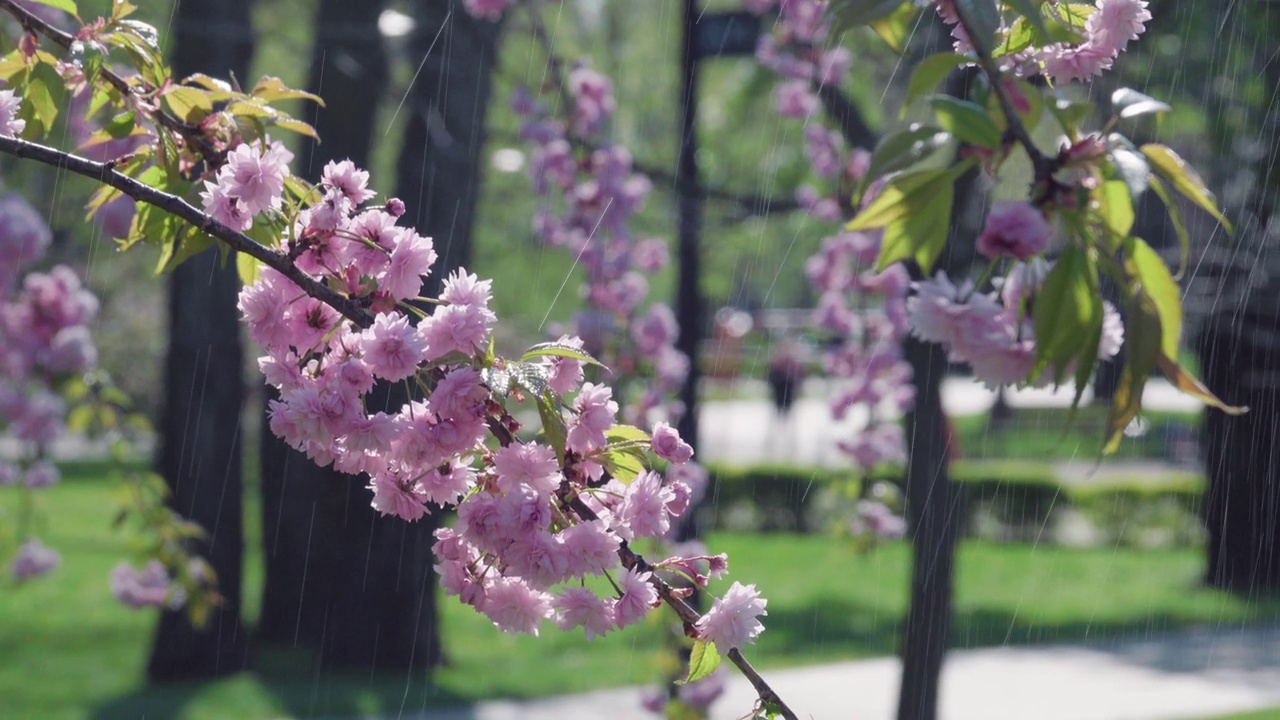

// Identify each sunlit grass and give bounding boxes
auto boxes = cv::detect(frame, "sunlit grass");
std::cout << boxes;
[2,469,1277,719]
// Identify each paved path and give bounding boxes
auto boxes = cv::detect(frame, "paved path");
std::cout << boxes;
[407,625,1280,720]
[697,378,1200,471]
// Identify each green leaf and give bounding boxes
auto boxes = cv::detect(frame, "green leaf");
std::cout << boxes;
[601,447,646,484]
[1047,96,1094,135]
[1095,179,1134,241]
[1108,145,1150,198]
[116,185,171,251]
[111,0,137,20]
[986,78,1043,134]
[680,640,721,684]
[156,228,212,275]
[953,0,1001,56]
[1005,0,1049,37]
[24,0,78,15]
[1146,175,1190,279]
[1104,290,1161,453]
[1140,144,1233,233]
[1124,237,1181,359]
[520,341,608,369]
[535,394,568,463]
[866,124,949,180]
[605,424,651,444]
[270,117,319,140]
[1111,87,1171,119]
[162,86,213,123]
[284,176,322,206]
[868,2,920,53]
[250,76,325,106]
[1033,244,1102,384]
[20,62,64,139]
[237,251,263,286]
[930,95,1003,149]
[849,166,955,231]
[994,16,1035,57]
[877,180,954,273]
[903,53,969,115]
[225,99,273,119]
[1156,354,1246,416]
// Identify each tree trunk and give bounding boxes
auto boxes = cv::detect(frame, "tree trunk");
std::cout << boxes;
[255,0,501,673]
[1199,301,1280,594]
[394,0,501,297]
[257,0,443,671]
[894,66,983,720]
[1197,3,1280,597]
[255,0,392,650]
[146,0,255,683]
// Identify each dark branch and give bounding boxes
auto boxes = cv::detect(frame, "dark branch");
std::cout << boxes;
[815,82,880,149]
[0,134,373,328]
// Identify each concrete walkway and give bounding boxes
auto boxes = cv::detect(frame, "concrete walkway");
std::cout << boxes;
[412,625,1280,720]
[697,377,1201,471]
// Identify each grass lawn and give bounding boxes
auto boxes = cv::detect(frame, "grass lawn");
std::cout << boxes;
[3,471,1277,719]
[1202,712,1280,720]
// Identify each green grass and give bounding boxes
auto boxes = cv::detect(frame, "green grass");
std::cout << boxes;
[1201,711,1280,720]
[3,472,1278,719]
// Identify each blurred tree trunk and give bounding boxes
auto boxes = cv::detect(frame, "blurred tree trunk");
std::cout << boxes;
[893,66,983,720]
[394,0,501,297]
[1198,17,1280,595]
[147,0,255,682]
[254,0,399,661]
[255,0,501,672]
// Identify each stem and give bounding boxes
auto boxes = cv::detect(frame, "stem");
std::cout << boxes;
[0,134,374,328]
[948,6,1062,201]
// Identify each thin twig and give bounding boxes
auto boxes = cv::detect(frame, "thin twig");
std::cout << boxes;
[948,5,1062,200]
[0,134,373,327]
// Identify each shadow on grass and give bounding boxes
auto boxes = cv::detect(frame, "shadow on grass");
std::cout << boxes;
[89,644,474,720]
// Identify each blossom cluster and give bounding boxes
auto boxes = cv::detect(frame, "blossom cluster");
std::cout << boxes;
[908,258,1124,387]
[0,191,98,581]
[230,144,761,649]
[934,0,1152,84]
[745,0,915,474]
[513,82,692,433]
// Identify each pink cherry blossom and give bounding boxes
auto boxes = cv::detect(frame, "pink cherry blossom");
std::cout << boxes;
[11,537,59,580]
[368,472,430,521]
[322,159,376,204]
[695,581,768,652]
[615,470,677,541]
[559,521,620,576]
[462,0,512,21]
[0,90,24,136]
[566,382,618,454]
[650,422,693,465]
[360,313,427,382]
[493,442,562,495]
[978,201,1052,260]
[481,577,553,636]
[553,586,615,640]
[776,80,819,118]
[111,560,179,609]
[613,567,659,629]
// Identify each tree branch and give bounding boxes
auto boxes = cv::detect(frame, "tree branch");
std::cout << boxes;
[0,134,374,328]
[815,82,880,149]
